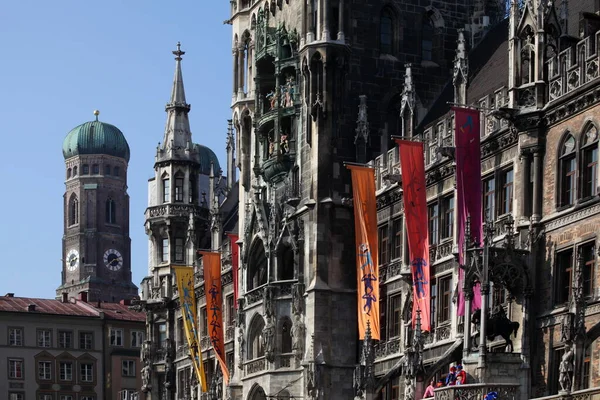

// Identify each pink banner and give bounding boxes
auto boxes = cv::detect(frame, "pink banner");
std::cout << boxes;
[397,140,431,332]
[453,107,482,316]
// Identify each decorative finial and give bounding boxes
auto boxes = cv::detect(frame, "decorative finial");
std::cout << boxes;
[173,41,185,61]
[93,110,100,121]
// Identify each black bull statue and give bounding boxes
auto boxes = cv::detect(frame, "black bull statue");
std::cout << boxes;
[471,308,520,352]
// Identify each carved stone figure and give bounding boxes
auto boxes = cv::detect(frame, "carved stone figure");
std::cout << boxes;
[238,326,245,369]
[263,315,276,361]
[559,342,575,392]
[264,286,275,318]
[404,376,415,400]
[141,365,151,392]
[190,368,198,400]
[292,284,303,315]
[291,313,306,359]
[142,340,151,365]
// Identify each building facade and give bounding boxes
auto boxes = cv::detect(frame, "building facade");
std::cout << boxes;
[0,294,145,400]
[136,44,239,400]
[58,112,138,303]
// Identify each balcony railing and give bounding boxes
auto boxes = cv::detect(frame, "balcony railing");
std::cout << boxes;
[245,357,266,375]
[434,383,519,400]
[531,386,600,400]
[374,337,401,359]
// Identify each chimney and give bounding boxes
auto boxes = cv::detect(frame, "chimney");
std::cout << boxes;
[27,304,36,312]
[5,293,14,297]
[62,293,68,303]
[78,292,88,303]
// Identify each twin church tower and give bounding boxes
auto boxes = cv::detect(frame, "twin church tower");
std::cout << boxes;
[57,43,220,303]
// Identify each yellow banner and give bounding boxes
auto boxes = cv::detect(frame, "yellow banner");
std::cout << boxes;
[347,165,380,340]
[173,266,207,392]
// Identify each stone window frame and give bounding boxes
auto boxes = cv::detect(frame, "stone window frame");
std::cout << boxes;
[580,122,599,200]
[389,293,402,338]
[8,326,24,346]
[162,172,171,203]
[391,217,403,261]
[436,273,453,325]
[379,6,398,55]
[109,328,124,347]
[557,132,578,209]
[378,223,390,266]
[247,314,266,360]
[121,359,136,377]
[68,194,79,226]
[130,330,144,348]
[481,164,514,222]
[279,316,293,354]
[79,331,94,350]
[37,360,53,381]
[37,328,52,348]
[8,357,24,379]
[57,330,73,349]
[427,193,454,247]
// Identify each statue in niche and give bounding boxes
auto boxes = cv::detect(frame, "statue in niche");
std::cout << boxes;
[263,315,276,360]
[237,326,245,369]
[141,365,151,392]
[190,368,198,400]
[280,132,289,154]
[559,342,575,392]
[291,313,306,359]
[267,88,279,110]
[264,286,275,318]
[281,76,295,108]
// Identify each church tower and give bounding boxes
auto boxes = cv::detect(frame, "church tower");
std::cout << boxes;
[58,111,138,303]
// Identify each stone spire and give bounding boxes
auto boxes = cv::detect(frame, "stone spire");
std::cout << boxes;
[354,95,369,163]
[400,64,415,137]
[162,42,193,154]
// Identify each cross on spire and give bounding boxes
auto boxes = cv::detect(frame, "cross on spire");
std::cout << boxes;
[173,41,185,61]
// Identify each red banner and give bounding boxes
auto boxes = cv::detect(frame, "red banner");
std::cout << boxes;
[226,233,240,309]
[347,165,380,340]
[200,252,230,384]
[453,107,482,316]
[396,140,431,332]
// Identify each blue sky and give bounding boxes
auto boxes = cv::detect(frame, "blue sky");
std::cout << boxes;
[0,1,232,298]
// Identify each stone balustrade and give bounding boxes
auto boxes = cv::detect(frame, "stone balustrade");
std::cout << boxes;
[434,383,519,400]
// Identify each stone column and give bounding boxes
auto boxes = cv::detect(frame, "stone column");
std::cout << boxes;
[232,48,239,95]
[322,0,330,40]
[238,45,245,95]
[301,0,307,46]
[307,0,314,42]
[463,291,473,360]
[521,154,531,217]
[337,0,345,41]
[532,150,542,223]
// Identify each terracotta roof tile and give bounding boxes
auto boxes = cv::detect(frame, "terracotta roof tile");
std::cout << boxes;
[0,296,97,317]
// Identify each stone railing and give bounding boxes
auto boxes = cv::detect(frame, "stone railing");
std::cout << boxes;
[531,386,600,400]
[176,343,190,359]
[245,357,266,375]
[430,240,454,263]
[145,204,208,220]
[245,286,264,305]
[374,337,401,359]
[200,335,211,351]
[434,383,519,400]
[380,260,404,283]
[277,353,295,369]
[435,323,452,341]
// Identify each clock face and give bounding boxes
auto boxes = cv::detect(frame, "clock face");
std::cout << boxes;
[66,249,79,272]
[104,249,123,271]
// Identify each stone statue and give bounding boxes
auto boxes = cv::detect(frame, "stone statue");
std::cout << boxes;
[190,368,198,400]
[404,376,415,400]
[264,286,275,318]
[238,326,245,369]
[559,342,575,392]
[292,284,303,315]
[267,89,278,110]
[142,340,151,365]
[216,372,223,399]
[291,313,306,359]
[263,315,276,361]
[280,133,289,154]
[141,365,151,392]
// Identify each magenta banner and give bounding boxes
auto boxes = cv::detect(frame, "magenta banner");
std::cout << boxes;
[453,107,482,316]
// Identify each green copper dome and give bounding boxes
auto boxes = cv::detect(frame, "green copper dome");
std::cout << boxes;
[63,120,130,161]
[195,143,221,175]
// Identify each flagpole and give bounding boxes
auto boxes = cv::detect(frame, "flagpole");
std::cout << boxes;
[446,101,493,112]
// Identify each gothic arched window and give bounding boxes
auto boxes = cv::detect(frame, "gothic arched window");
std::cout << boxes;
[249,385,267,400]
[247,241,268,290]
[105,198,116,224]
[559,134,577,207]
[73,166,78,176]
[69,194,79,226]
[67,168,72,179]
[380,8,394,54]
[280,317,292,353]
[248,316,265,359]
[581,124,599,198]
[422,17,434,61]
[277,245,294,281]
[189,176,196,203]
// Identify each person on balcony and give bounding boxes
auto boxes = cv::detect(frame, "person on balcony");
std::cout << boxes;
[445,366,457,386]
[423,379,435,398]
[455,364,467,385]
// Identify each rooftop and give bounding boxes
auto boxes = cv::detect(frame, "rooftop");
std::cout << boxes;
[0,293,144,322]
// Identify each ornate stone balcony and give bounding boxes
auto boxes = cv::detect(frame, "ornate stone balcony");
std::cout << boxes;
[434,383,519,400]
[262,153,292,183]
[145,203,208,220]
[374,337,401,360]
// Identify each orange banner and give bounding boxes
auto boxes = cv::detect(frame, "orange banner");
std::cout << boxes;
[200,252,230,384]
[347,165,380,340]
[172,266,207,392]
[396,140,431,332]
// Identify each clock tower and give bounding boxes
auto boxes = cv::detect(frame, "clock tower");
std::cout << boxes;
[57,111,138,303]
